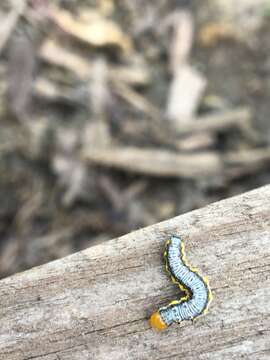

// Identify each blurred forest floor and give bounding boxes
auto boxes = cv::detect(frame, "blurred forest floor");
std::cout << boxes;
[1,0,270,278]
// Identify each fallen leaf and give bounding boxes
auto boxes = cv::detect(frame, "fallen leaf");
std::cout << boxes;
[199,22,237,47]
[51,7,132,54]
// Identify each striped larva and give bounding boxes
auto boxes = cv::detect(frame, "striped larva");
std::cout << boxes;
[150,235,212,330]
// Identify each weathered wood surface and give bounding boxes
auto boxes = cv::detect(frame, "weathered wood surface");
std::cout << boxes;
[0,185,270,360]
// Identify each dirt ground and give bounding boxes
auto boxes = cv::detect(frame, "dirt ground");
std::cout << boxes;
[0,0,270,278]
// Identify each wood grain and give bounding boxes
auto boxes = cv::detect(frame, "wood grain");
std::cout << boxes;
[0,185,270,360]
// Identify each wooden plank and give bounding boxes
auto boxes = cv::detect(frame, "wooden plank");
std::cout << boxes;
[0,185,270,360]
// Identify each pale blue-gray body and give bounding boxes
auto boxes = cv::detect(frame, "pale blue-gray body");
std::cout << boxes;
[160,236,209,326]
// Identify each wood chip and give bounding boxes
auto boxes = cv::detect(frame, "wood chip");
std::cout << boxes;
[171,108,241,133]
[51,7,132,53]
[40,39,92,78]
[0,0,25,55]
[83,146,222,178]
[33,77,87,106]
[225,148,270,178]
[7,32,36,120]
[88,58,111,116]
[173,107,256,139]
[83,145,270,180]
[168,10,194,72]
[176,133,215,151]
[164,10,206,122]
[199,22,237,47]
[40,39,149,85]
[166,64,207,121]
[114,82,160,117]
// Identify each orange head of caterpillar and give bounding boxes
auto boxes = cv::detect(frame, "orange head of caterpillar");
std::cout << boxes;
[149,311,168,331]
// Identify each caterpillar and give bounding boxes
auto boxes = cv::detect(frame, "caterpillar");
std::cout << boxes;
[150,235,212,330]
